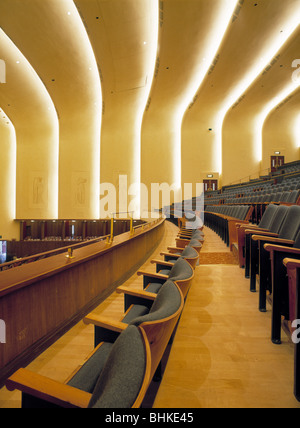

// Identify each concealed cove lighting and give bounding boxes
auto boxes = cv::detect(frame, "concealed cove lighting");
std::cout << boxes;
[175,0,237,185]
[256,80,300,163]
[216,15,300,172]
[134,1,159,218]
[0,27,59,218]
[295,113,300,149]
[61,0,102,218]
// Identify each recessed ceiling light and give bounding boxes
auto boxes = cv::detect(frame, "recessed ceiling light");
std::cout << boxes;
[16,60,20,64]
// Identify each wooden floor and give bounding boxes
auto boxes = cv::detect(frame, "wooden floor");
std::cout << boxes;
[0,221,299,408]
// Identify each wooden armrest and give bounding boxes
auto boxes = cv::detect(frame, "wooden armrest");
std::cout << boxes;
[235,222,250,228]
[237,224,260,230]
[83,314,127,332]
[264,243,299,254]
[253,236,294,245]
[245,228,271,235]
[150,259,174,266]
[6,368,91,408]
[228,218,247,224]
[136,271,168,279]
[167,246,183,252]
[160,252,180,258]
[116,285,156,300]
[251,232,279,241]
[283,258,300,269]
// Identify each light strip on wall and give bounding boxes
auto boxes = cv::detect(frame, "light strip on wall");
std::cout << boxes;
[217,19,300,173]
[174,0,238,189]
[68,0,102,219]
[294,112,300,149]
[255,84,300,164]
[0,27,59,219]
[0,114,16,222]
[134,1,159,218]
[258,82,300,161]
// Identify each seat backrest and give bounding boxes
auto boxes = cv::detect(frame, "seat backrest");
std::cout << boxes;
[180,246,199,259]
[129,280,183,380]
[192,229,204,237]
[268,205,289,233]
[188,238,202,249]
[167,257,194,297]
[179,246,199,268]
[129,280,182,327]
[191,230,204,239]
[272,192,283,202]
[293,230,300,249]
[241,205,251,220]
[280,191,290,202]
[287,189,300,203]
[88,325,149,408]
[258,204,278,229]
[278,205,300,240]
[168,253,195,279]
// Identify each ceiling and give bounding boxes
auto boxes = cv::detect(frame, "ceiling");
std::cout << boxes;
[0,0,299,221]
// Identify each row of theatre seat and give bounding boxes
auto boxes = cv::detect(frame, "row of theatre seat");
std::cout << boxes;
[204,202,300,401]
[205,175,300,206]
[5,224,204,408]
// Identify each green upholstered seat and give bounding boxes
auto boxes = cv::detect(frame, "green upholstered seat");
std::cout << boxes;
[88,325,146,408]
[129,280,182,327]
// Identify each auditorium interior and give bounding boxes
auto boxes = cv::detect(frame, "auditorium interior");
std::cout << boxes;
[0,0,300,409]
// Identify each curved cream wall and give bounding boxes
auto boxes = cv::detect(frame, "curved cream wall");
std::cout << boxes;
[222,27,300,186]
[75,0,158,218]
[0,0,102,220]
[141,0,237,210]
[0,120,18,239]
[182,0,300,189]
[262,88,300,171]
[0,0,300,233]
[0,28,58,227]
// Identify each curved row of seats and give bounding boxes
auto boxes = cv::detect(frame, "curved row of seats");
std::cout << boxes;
[229,189,300,205]
[204,168,300,206]
[204,201,300,400]
[204,205,252,247]
[222,203,300,401]
[5,221,204,408]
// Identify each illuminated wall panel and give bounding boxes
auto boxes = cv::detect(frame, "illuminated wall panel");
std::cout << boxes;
[0,28,59,220]
[182,0,300,189]
[141,0,237,210]
[75,0,158,218]
[0,119,18,239]
[0,0,102,220]
[222,26,300,185]
[262,88,300,171]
